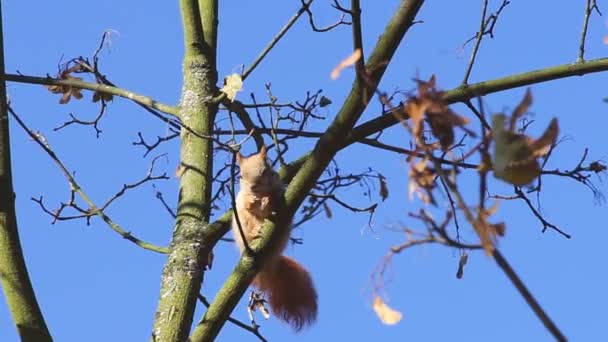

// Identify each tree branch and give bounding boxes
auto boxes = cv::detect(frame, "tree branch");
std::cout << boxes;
[201,56,608,249]
[242,0,311,80]
[430,154,567,342]
[285,0,425,214]
[348,57,608,143]
[197,294,268,342]
[577,0,601,62]
[0,1,53,339]
[151,0,219,340]
[8,107,168,254]
[2,73,179,117]
[493,250,567,342]
[190,1,425,340]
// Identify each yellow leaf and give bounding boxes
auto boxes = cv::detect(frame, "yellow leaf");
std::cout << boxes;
[330,49,362,80]
[221,73,243,101]
[373,296,402,325]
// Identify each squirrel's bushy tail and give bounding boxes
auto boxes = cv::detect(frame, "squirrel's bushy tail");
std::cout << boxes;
[254,256,318,331]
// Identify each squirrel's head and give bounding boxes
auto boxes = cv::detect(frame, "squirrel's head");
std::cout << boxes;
[236,145,274,186]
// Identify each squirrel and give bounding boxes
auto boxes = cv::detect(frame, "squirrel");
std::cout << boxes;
[232,146,318,331]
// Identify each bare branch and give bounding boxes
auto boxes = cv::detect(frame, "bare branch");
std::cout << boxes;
[242,1,310,80]
[578,0,602,62]
[133,131,180,157]
[9,106,168,254]
[300,0,351,32]
[513,186,571,238]
[3,73,178,116]
[462,0,510,84]
[493,250,567,342]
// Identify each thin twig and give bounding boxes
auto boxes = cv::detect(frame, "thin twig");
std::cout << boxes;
[462,0,489,85]
[513,187,571,238]
[350,0,366,99]
[242,1,311,80]
[433,155,567,341]
[578,0,601,62]
[9,105,168,254]
[300,0,351,32]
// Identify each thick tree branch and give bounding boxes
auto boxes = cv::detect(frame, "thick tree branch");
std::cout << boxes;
[0,2,53,339]
[190,1,425,340]
[493,250,567,342]
[350,57,608,142]
[190,12,608,342]
[285,0,424,214]
[151,0,219,340]
[202,56,608,248]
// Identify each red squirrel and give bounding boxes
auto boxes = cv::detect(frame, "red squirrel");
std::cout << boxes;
[232,146,317,331]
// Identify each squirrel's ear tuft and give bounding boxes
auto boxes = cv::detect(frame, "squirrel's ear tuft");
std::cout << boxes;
[236,151,244,164]
[259,145,268,157]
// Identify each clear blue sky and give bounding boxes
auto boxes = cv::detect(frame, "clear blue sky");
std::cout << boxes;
[1,0,607,341]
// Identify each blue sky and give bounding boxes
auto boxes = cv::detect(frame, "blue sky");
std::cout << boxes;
[1,0,608,341]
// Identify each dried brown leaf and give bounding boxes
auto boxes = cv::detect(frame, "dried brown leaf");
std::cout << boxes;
[529,118,559,157]
[59,92,71,104]
[404,99,427,141]
[509,88,533,131]
[590,161,607,173]
[475,204,506,255]
[492,113,557,186]
[93,91,114,103]
[408,159,436,205]
[379,175,389,201]
[46,84,64,94]
[406,76,472,150]
[456,253,468,279]
[319,96,332,107]
[47,74,85,104]
[71,88,83,100]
